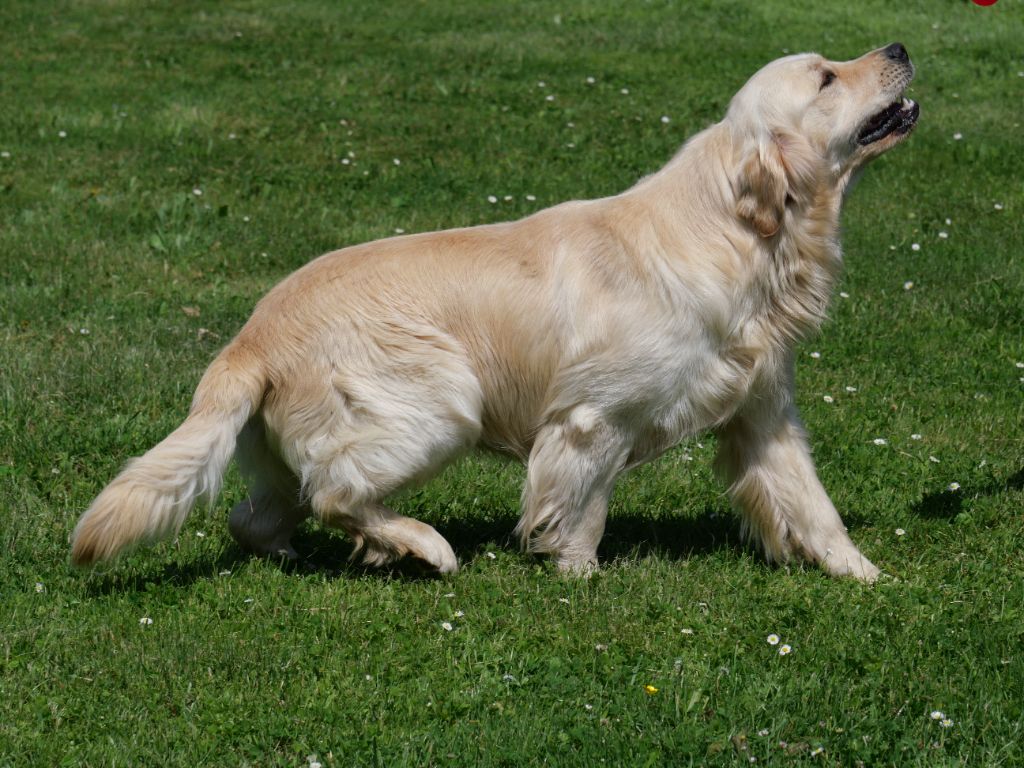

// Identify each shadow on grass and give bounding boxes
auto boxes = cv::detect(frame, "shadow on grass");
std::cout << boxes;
[912,466,1024,520]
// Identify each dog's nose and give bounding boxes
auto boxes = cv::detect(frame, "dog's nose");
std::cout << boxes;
[884,42,909,63]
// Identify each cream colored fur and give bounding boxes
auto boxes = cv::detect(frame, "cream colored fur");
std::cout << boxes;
[72,45,918,580]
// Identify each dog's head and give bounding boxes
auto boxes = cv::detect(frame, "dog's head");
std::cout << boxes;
[729,44,919,238]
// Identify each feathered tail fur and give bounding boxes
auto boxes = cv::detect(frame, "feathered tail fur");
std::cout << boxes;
[71,344,265,566]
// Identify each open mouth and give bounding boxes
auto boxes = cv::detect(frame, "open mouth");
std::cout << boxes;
[857,98,920,145]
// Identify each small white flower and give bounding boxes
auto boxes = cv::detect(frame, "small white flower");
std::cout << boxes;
[218,570,231,576]
[392,158,401,166]
[620,88,629,95]
[873,438,888,446]
[79,328,90,335]
[945,218,952,225]
[35,582,44,593]
[195,531,205,538]
[778,644,792,656]
[545,94,555,102]
[242,215,251,222]
[911,433,922,440]
[558,597,570,604]
[503,195,513,201]
[809,351,821,359]
[309,761,322,768]
[58,130,67,138]
[192,187,202,196]
[565,142,575,148]
[810,746,823,757]
[757,729,769,737]
[537,81,546,88]
[485,551,496,559]
[595,643,608,652]
[586,76,595,84]
[487,195,498,204]
[895,528,906,536]
[0,151,9,158]
[953,132,963,140]
[845,386,858,393]
[394,228,404,234]
[454,610,464,618]
[341,158,351,165]
[938,231,948,239]
[930,710,945,721]
[566,122,574,127]
[940,718,954,728]
[444,592,455,598]
[823,395,834,403]
[228,133,237,140]
[441,621,453,631]
[525,194,536,201]
[947,482,961,492]
[243,598,253,603]
[904,280,915,290]
[660,115,670,124]
[839,291,850,298]
[993,203,1003,211]
[681,628,694,635]
[929,456,940,464]
[1016,362,1024,369]
[910,243,920,252]
[766,634,780,646]
[139,617,153,625]
[503,673,516,681]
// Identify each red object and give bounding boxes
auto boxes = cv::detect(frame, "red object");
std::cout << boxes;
[972,0,998,6]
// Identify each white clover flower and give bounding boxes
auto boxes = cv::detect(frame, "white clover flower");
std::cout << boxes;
[778,644,792,656]
[766,634,780,645]
[873,438,888,446]
[895,528,906,536]
[441,621,453,631]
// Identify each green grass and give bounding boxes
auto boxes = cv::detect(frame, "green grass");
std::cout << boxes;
[2,0,1023,765]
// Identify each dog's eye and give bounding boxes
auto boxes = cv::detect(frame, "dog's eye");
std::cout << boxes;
[820,71,837,90]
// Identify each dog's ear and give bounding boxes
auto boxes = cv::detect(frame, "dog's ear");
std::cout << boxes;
[736,136,789,238]
[736,132,821,238]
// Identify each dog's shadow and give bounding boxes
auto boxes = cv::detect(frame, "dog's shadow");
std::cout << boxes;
[912,466,1024,520]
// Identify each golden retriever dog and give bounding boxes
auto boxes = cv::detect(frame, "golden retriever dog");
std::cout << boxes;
[72,44,919,581]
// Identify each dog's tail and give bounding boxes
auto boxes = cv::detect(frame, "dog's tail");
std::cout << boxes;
[71,342,266,566]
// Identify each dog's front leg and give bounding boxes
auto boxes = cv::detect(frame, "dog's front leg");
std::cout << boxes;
[514,406,630,574]
[715,368,880,581]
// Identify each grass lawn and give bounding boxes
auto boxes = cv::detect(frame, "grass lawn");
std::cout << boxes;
[2,0,1022,765]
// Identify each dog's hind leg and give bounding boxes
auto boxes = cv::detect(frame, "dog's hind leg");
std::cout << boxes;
[228,417,310,560]
[515,406,631,575]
